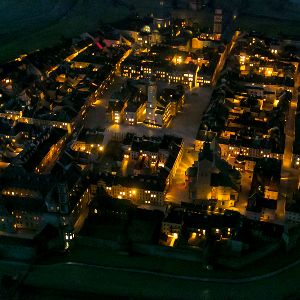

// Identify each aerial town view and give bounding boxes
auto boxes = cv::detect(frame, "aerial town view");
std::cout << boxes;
[1,0,300,299]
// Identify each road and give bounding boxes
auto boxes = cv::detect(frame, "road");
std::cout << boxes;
[168,87,213,147]
[235,171,253,215]
[278,66,300,220]
[46,43,93,76]
[84,76,125,130]
[212,31,240,86]
[165,32,240,203]
[166,148,198,204]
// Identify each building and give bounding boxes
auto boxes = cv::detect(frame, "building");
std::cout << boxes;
[120,50,199,88]
[0,162,93,243]
[186,141,241,208]
[158,86,185,126]
[143,81,184,128]
[71,129,104,154]
[124,101,146,125]
[153,0,171,30]
[108,99,127,124]
[161,210,183,235]
[145,79,158,126]
[101,135,184,206]
[213,9,222,36]
[195,84,290,162]
[100,174,167,206]
[188,0,210,10]
[245,158,281,222]
[246,193,277,222]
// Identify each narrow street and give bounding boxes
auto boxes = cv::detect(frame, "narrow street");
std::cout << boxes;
[166,149,198,204]
[235,171,253,215]
[84,76,126,130]
[212,31,240,86]
[278,67,300,220]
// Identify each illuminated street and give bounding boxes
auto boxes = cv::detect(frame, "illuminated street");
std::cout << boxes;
[84,76,126,130]
[278,69,300,220]
[235,171,253,215]
[166,148,198,203]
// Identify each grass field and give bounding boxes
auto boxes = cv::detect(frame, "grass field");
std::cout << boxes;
[217,0,300,37]
[241,0,300,21]
[0,0,169,63]
[236,15,300,37]
[2,241,300,299]
[2,1,300,63]
[0,0,138,63]
[21,258,300,300]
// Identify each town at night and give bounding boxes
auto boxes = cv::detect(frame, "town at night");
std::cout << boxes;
[0,1,300,299]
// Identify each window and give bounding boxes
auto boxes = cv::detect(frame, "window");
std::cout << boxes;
[230,194,235,200]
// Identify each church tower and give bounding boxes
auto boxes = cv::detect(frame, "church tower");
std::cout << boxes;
[213,8,222,35]
[145,79,157,125]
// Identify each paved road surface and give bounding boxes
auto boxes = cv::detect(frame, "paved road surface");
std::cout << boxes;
[279,66,300,220]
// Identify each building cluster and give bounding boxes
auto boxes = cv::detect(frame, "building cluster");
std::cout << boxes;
[186,141,241,209]
[160,202,285,259]
[233,35,295,87]
[0,160,93,241]
[196,35,295,161]
[191,33,299,223]
[246,158,281,222]
[1,2,299,269]
[0,31,131,250]
[120,44,223,88]
[76,186,288,269]
[0,39,130,133]
[292,99,300,168]
[113,8,224,88]
[99,134,184,206]
[71,128,104,156]
[161,203,240,249]
[108,79,184,128]
[196,83,290,160]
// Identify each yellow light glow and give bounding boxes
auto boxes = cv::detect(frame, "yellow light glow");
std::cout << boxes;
[273,99,279,107]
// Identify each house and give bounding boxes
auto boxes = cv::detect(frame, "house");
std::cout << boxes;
[161,210,183,235]
[124,101,146,125]
[100,135,184,206]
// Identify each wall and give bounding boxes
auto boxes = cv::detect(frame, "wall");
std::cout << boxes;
[217,242,280,270]
[76,236,204,262]
[0,244,37,261]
